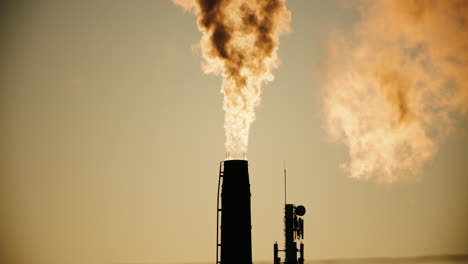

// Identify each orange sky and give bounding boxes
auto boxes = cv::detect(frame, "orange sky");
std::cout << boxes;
[1,1,467,263]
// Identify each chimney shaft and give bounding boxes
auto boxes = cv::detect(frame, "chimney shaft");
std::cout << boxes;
[220,160,252,264]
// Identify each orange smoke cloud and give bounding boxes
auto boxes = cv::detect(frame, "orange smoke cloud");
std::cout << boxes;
[173,0,291,159]
[323,0,468,182]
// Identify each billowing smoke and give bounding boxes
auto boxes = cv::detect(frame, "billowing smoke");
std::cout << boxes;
[322,0,468,182]
[173,0,291,159]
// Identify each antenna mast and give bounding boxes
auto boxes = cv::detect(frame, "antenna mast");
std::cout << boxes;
[274,160,306,264]
[284,160,287,206]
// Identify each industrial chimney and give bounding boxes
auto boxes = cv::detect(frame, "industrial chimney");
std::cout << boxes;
[216,160,253,264]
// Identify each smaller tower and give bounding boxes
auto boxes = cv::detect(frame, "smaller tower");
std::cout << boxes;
[273,165,305,264]
[274,204,305,264]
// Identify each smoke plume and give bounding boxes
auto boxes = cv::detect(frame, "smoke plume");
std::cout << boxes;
[173,0,291,159]
[323,0,468,182]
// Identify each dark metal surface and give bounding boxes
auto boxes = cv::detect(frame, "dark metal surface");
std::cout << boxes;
[219,160,252,264]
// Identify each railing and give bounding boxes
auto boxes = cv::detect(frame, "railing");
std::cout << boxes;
[216,161,224,264]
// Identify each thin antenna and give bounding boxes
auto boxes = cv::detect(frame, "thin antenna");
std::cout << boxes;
[284,160,287,206]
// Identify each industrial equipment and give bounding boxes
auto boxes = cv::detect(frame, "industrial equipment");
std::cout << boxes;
[216,160,252,264]
[273,166,306,264]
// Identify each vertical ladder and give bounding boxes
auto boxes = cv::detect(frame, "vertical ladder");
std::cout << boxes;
[216,162,224,264]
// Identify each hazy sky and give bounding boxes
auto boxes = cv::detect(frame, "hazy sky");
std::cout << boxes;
[1,1,467,264]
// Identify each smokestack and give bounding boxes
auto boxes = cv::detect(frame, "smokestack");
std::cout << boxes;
[217,160,252,264]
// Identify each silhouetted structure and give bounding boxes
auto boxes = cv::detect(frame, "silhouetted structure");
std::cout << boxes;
[274,167,306,264]
[217,160,252,264]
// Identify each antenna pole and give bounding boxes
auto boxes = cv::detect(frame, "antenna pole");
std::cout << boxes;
[284,160,286,206]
